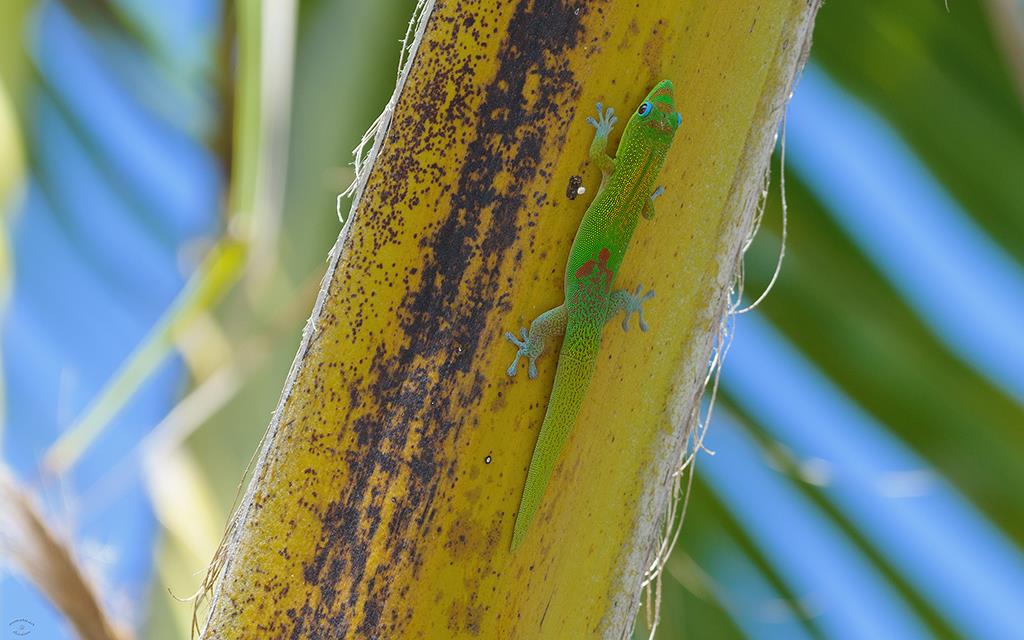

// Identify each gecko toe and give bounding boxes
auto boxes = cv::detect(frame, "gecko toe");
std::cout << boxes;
[505,329,530,377]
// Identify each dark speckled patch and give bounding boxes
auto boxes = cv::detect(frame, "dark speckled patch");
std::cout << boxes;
[292,1,589,637]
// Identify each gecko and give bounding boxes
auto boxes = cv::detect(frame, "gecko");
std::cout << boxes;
[504,80,681,551]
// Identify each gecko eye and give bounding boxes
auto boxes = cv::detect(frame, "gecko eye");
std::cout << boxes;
[637,101,653,117]
[674,112,682,128]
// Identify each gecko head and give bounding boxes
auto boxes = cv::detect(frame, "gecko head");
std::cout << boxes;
[626,79,681,144]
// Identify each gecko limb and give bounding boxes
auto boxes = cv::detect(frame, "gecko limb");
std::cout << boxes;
[608,285,655,332]
[505,305,567,379]
[642,185,665,220]
[586,102,617,178]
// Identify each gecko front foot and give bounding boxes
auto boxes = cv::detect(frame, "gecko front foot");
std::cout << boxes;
[622,285,655,332]
[505,328,541,379]
[586,102,618,137]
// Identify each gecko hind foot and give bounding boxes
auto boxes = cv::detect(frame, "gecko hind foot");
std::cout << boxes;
[642,186,666,220]
[586,102,618,137]
[505,328,540,379]
[622,285,656,332]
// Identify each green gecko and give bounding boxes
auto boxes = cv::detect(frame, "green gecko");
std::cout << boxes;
[505,80,681,551]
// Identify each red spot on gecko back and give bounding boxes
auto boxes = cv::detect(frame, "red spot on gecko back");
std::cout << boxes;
[575,247,614,292]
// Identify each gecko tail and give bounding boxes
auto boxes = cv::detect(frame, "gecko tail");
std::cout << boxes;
[510,344,597,551]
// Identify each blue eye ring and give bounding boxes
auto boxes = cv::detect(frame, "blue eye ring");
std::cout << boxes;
[637,101,653,117]
[675,112,682,128]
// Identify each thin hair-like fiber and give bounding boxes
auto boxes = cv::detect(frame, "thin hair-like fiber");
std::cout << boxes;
[637,105,792,639]
[339,0,432,208]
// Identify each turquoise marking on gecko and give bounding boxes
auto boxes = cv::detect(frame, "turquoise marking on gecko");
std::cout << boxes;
[505,80,681,551]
